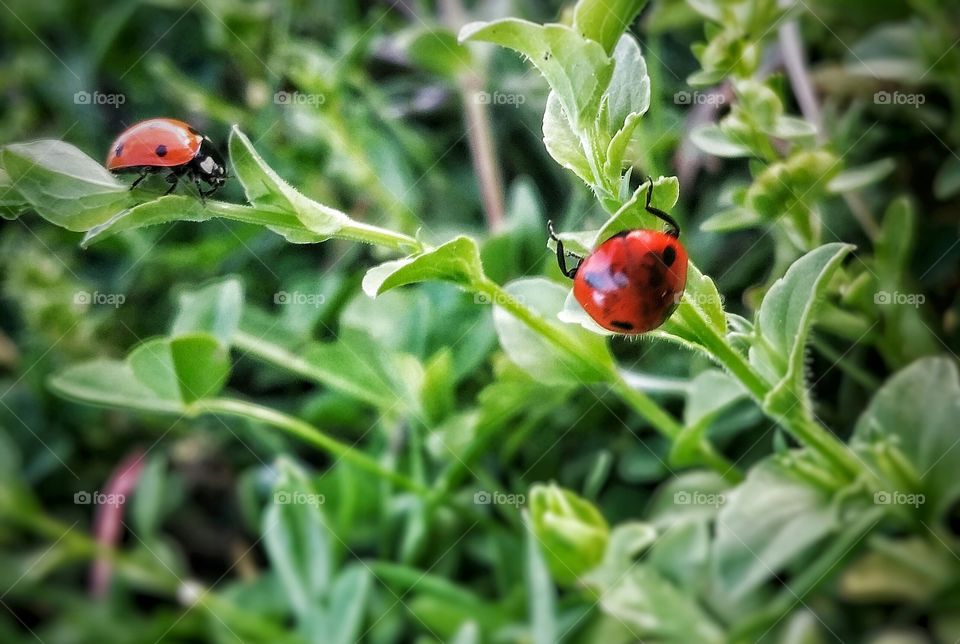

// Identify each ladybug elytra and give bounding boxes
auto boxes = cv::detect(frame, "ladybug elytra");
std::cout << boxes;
[550,177,688,334]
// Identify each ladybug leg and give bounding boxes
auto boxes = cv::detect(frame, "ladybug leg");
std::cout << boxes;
[548,220,582,279]
[163,172,179,196]
[129,169,149,191]
[643,176,681,238]
[193,175,208,205]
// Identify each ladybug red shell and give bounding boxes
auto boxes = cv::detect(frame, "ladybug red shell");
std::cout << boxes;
[572,229,688,333]
[106,118,227,198]
[550,177,688,335]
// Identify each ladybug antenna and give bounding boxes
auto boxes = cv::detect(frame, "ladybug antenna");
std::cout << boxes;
[643,176,681,238]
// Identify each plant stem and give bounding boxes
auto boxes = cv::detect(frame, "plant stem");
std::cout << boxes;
[192,398,429,496]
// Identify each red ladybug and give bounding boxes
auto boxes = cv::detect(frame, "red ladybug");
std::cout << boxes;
[550,177,688,334]
[106,118,227,198]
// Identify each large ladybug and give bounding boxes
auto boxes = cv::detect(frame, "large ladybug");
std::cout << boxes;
[106,118,227,199]
[550,177,688,334]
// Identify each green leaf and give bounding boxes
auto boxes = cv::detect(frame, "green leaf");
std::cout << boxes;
[690,124,753,158]
[749,243,852,414]
[529,482,609,585]
[49,333,230,411]
[933,155,960,200]
[602,34,650,137]
[712,457,836,602]
[584,562,725,643]
[171,277,245,347]
[827,158,896,193]
[701,207,762,232]
[852,357,960,521]
[494,278,615,385]
[573,0,649,53]
[0,167,30,219]
[263,460,332,621]
[525,516,559,644]
[1,140,130,230]
[49,359,184,414]
[320,564,373,644]
[404,27,472,78]
[459,19,612,130]
[846,22,925,80]
[228,126,350,237]
[543,92,594,186]
[362,236,484,296]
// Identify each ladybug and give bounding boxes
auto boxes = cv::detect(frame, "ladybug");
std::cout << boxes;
[550,177,688,334]
[106,118,227,199]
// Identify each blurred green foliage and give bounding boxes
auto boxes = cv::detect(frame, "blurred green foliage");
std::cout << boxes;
[1,0,960,642]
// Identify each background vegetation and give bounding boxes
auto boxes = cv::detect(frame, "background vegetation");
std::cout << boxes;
[1,0,959,642]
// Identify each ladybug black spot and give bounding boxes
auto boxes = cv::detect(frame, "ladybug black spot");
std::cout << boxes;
[611,320,634,331]
[114,143,124,157]
[662,245,676,267]
[155,144,168,158]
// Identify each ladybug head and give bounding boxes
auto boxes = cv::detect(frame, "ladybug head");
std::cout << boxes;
[194,137,227,187]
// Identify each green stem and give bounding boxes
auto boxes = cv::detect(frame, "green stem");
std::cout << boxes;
[676,305,767,400]
[191,398,429,496]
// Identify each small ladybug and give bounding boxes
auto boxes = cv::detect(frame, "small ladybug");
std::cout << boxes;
[550,177,688,334]
[106,118,227,199]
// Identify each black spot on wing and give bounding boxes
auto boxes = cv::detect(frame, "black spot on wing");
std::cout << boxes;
[662,245,676,267]
[155,144,168,158]
[611,320,634,331]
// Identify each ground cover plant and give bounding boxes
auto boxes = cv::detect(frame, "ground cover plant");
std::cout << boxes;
[1,0,959,641]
